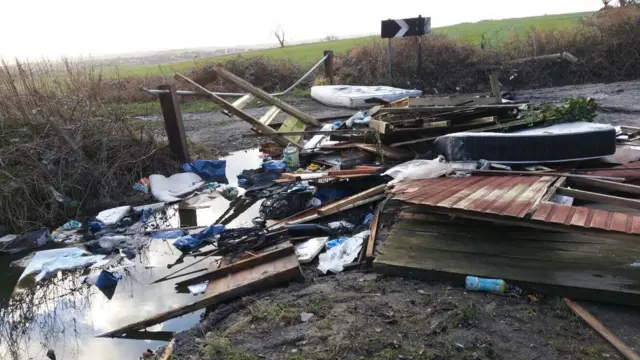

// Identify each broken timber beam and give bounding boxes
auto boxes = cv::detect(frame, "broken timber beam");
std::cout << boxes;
[556,187,640,211]
[174,244,295,288]
[98,244,302,338]
[365,204,381,260]
[571,177,640,196]
[564,299,640,360]
[317,184,387,216]
[212,66,321,127]
[175,73,300,149]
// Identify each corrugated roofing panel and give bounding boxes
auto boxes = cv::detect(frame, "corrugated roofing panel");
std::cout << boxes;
[531,203,640,234]
[392,175,557,218]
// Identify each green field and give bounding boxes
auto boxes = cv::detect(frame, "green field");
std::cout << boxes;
[112,12,591,79]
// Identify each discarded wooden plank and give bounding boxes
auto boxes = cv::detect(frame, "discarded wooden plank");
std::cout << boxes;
[556,187,640,211]
[174,73,299,149]
[242,129,366,137]
[408,96,509,107]
[158,84,190,163]
[369,119,392,134]
[174,243,295,288]
[318,184,386,216]
[564,299,640,360]
[259,106,281,125]
[373,219,640,306]
[404,204,640,243]
[212,66,321,127]
[159,339,175,360]
[232,94,256,109]
[98,244,302,338]
[365,204,381,260]
[529,176,567,215]
[449,169,625,183]
[571,177,640,195]
[278,114,305,144]
[489,74,501,103]
[320,142,413,160]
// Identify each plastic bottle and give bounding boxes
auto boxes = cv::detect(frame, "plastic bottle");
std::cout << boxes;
[465,276,506,294]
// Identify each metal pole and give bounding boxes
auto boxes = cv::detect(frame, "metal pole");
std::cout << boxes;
[387,38,393,80]
[416,36,422,75]
[142,54,329,98]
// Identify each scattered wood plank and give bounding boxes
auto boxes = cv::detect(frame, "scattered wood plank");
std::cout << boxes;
[175,73,299,149]
[449,169,625,183]
[365,204,382,260]
[564,299,640,360]
[232,94,256,109]
[556,187,640,211]
[373,219,640,306]
[174,243,295,288]
[278,114,305,145]
[571,177,640,195]
[320,142,413,160]
[529,176,567,215]
[212,66,321,127]
[403,205,640,243]
[408,96,510,107]
[318,184,387,216]
[259,106,281,125]
[489,74,501,103]
[159,339,175,360]
[369,119,392,134]
[98,244,302,338]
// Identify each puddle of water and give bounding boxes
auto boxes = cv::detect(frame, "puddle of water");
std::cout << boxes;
[0,149,264,360]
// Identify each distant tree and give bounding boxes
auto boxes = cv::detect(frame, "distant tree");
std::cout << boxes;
[324,35,338,41]
[274,26,286,48]
[618,0,639,6]
[602,0,612,7]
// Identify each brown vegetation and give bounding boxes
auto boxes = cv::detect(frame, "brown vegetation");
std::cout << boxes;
[0,60,177,233]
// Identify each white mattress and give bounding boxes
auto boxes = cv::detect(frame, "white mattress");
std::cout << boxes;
[311,85,422,109]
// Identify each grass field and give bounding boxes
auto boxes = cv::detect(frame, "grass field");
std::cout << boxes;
[111,12,592,79]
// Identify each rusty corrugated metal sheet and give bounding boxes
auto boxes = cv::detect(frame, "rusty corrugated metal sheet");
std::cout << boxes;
[391,175,557,218]
[532,203,640,234]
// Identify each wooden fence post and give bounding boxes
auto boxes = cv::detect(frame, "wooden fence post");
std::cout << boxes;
[158,84,189,163]
[323,50,334,85]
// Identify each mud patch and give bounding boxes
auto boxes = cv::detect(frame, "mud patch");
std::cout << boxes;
[170,271,623,360]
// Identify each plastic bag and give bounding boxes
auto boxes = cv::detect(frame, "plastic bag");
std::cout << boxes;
[181,160,228,183]
[317,230,369,274]
[383,156,453,185]
[173,224,225,252]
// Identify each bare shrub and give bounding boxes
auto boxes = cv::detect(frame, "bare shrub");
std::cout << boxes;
[0,59,177,233]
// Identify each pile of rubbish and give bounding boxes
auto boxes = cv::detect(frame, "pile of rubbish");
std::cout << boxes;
[6,67,640,359]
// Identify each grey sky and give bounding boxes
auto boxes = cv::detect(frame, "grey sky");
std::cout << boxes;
[1,0,603,59]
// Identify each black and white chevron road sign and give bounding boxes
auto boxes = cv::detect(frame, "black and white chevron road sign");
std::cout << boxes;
[381,16,431,38]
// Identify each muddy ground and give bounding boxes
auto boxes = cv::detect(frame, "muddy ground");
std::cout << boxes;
[159,80,640,359]
[170,271,633,360]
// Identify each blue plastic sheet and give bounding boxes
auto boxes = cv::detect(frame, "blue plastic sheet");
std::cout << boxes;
[262,160,287,174]
[150,230,187,239]
[173,224,225,252]
[181,160,228,183]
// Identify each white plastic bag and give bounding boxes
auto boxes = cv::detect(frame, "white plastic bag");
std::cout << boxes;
[317,230,369,274]
[383,156,453,185]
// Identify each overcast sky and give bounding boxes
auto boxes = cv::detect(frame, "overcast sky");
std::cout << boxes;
[1,0,603,60]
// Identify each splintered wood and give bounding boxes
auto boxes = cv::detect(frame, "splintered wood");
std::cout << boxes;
[98,243,303,338]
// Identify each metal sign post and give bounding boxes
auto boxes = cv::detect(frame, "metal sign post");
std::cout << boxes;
[381,15,432,79]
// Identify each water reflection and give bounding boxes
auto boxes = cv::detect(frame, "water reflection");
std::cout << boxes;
[0,149,265,360]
